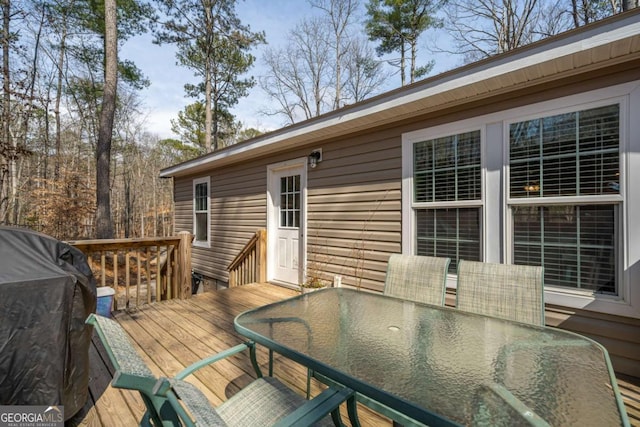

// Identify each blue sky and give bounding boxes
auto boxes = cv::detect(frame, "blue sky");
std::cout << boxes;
[120,0,459,139]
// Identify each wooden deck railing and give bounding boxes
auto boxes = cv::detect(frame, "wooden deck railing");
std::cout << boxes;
[68,231,192,310]
[227,229,267,287]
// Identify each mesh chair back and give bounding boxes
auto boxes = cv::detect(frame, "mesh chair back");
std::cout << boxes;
[456,260,545,326]
[384,254,450,305]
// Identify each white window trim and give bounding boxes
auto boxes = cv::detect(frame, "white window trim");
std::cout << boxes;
[402,80,640,319]
[193,176,211,248]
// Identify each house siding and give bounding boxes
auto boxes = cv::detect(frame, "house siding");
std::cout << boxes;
[170,40,640,376]
[306,130,402,291]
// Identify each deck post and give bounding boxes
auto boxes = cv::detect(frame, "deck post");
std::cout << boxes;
[257,229,267,283]
[178,231,193,299]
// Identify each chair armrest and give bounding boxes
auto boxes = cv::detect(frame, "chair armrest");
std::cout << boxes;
[175,342,254,380]
[272,386,355,427]
[154,377,228,427]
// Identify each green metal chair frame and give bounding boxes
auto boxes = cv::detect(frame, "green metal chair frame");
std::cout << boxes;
[383,254,451,306]
[455,260,545,326]
[86,313,354,427]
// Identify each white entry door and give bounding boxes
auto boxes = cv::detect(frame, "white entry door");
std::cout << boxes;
[268,161,306,285]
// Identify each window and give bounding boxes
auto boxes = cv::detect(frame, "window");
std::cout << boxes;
[280,175,300,228]
[509,104,620,295]
[193,177,210,247]
[412,130,482,272]
[404,84,635,314]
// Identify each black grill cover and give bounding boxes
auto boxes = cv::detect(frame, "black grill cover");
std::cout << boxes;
[0,227,96,419]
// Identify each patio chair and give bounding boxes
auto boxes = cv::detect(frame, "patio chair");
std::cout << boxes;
[86,313,354,427]
[455,260,545,326]
[383,254,451,305]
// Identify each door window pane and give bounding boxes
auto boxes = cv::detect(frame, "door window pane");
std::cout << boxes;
[280,175,301,228]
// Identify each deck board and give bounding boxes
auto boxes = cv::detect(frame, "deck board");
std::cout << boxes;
[68,283,640,427]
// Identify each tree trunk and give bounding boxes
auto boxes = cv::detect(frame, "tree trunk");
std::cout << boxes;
[204,4,213,153]
[400,41,406,86]
[205,68,213,152]
[0,0,11,224]
[95,0,117,238]
[410,39,417,84]
[54,13,67,180]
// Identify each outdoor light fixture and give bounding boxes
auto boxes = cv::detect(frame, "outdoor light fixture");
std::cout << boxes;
[308,149,322,168]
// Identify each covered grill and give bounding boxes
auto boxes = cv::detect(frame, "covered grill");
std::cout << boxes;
[0,227,96,419]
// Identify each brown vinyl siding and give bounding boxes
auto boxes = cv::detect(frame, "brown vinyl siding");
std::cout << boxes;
[546,306,640,378]
[305,130,401,292]
[174,160,268,282]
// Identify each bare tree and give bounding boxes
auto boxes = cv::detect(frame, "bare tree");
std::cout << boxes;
[260,17,333,123]
[261,8,386,124]
[343,36,388,102]
[443,0,542,61]
[0,0,13,223]
[310,0,360,109]
[95,0,117,238]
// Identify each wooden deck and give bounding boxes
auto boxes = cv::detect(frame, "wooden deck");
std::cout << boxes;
[68,283,640,426]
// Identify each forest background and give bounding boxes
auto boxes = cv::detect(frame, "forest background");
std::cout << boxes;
[0,0,637,241]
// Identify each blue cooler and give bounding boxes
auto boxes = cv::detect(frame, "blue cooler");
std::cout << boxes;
[96,287,115,317]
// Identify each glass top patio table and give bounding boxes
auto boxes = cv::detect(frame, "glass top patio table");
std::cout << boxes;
[234,288,629,426]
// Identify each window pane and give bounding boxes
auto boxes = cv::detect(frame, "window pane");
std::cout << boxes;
[510,105,619,198]
[195,212,207,241]
[510,119,540,161]
[195,183,207,211]
[542,112,575,157]
[416,208,481,273]
[280,174,301,228]
[512,205,616,294]
[414,131,481,203]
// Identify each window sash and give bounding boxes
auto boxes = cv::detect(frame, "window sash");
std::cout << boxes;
[414,130,481,203]
[412,130,483,273]
[416,207,482,273]
[195,183,208,213]
[193,180,209,244]
[512,204,617,295]
[510,104,620,199]
[508,103,620,296]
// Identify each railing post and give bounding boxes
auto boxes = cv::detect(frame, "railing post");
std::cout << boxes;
[257,229,267,283]
[178,231,193,299]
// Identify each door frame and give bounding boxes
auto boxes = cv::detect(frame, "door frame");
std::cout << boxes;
[266,157,308,286]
